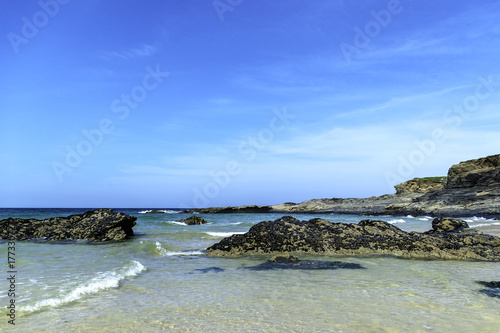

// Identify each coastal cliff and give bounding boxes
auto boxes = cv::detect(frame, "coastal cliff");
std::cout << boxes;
[186,154,500,217]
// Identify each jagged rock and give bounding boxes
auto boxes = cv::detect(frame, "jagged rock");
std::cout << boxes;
[428,217,469,233]
[394,177,446,195]
[145,210,166,214]
[207,216,500,260]
[181,216,208,225]
[0,209,136,241]
[447,154,500,189]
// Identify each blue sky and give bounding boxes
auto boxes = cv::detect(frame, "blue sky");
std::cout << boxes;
[1,0,499,208]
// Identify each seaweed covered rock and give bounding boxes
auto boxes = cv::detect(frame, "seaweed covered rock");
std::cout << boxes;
[0,209,136,241]
[181,216,208,225]
[207,216,500,260]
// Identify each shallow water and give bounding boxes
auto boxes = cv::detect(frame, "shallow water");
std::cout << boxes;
[0,209,499,332]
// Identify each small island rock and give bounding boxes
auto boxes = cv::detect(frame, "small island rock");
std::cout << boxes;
[181,216,208,225]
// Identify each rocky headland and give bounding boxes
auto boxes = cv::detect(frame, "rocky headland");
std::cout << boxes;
[0,209,136,241]
[207,216,500,260]
[186,154,500,217]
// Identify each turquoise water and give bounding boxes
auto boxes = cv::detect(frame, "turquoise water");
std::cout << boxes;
[1,209,499,332]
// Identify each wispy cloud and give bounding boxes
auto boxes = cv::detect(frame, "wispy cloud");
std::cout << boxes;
[98,44,159,61]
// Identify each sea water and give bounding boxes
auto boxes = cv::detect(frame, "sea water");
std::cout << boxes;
[0,209,499,332]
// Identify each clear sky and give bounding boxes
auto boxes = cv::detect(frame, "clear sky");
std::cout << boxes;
[1,0,499,208]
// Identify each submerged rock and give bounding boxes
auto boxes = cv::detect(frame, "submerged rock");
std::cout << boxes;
[180,216,208,225]
[0,209,136,241]
[242,254,365,271]
[207,216,500,260]
[195,267,226,274]
[477,281,500,298]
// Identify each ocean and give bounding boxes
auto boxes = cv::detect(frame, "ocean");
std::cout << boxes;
[1,208,499,332]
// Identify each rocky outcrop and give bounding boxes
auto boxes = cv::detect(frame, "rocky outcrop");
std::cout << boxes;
[272,154,500,216]
[446,154,500,189]
[180,216,208,225]
[0,209,136,241]
[207,216,500,260]
[186,154,500,216]
[394,177,446,195]
[182,205,272,214]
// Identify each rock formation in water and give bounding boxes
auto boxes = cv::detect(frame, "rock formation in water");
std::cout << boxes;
[180,216,208,225]
[182,205,272,214]
[477,281,500,298]
[206,216,500,260]
[0,209,136,241]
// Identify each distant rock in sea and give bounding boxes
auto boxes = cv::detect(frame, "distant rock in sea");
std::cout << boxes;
[182,205,272,214]
[180,216,208,225]
[207,216,500,261]
[0,209,136,241]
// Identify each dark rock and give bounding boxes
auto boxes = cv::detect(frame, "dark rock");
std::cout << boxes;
[207,216,500,260]
[268,254,301,263]
[182,205,272,214]
[146,210,166,214]
[395,177,446,195]
[446,154,500,189]
[478,281,500,288]
[180,216,208,225]
[477,281,500,298]
[0,209,136,241]
[195,267,225,273]
[242,254,365,271]
[428,217,469,233]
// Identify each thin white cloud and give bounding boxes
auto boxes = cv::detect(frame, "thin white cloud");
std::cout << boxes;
[98,44,159,61]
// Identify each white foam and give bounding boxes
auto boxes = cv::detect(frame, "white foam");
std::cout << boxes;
[464,216,495,223]
[138,210,177,214]
[162,250,204,257]
[155,241,169,256]
[169,221,187,226]
[470,222,500,228]
[22,261,146,312]
[387,219,406,224]
[206,232,246,237]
